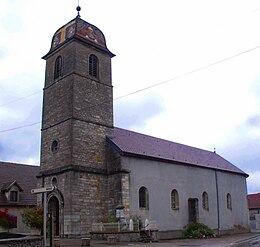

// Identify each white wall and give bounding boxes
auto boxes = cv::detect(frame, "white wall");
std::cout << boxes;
[121,156,249,232]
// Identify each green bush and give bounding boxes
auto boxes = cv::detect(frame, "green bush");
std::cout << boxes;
[100,215,118,223]
[131,215,142,229]
[184,223,214,238]
[21,207,43,230]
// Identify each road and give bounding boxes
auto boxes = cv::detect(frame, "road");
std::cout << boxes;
[231,235,260,247]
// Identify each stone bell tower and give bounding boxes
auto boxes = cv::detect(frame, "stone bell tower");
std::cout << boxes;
[38,10,115,237]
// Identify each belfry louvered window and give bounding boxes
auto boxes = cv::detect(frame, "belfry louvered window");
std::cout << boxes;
[54,56,62,80]
[89,54,98,78]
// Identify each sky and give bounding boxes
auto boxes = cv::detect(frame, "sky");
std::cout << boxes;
[0,0,260,194]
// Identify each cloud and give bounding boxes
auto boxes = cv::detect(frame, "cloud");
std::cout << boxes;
[0,78,42,165]
[246,115,260,127]
[0,48,8,60]
[0,142,7,157]
[0,123,40,165]
[247,171,260,194]
[0,14,23,33]
[114,94,165,130]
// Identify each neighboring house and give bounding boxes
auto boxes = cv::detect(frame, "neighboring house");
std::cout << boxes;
[37,12,250,239]
[0,162,39,233]
[248,193,260,220]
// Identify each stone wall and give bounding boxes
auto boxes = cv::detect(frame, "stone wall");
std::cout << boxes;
[39,22,117,238]
[0,237,42,247]
[40,170,112,237]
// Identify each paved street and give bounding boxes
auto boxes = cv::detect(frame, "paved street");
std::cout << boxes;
[59,232,260,247]
[231,235,260,247]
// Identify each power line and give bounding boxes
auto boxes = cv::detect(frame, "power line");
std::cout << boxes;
[0,122,40,133]
[0,91,41,107]
[115,44,260,100]
[1,44,260,133]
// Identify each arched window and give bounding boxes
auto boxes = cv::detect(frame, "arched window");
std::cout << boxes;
[89,54,98,78]
[171,189,179,210]
[139,186,149,209]
[227,193,232,210]
[202,192,209,210]
[54,56,62,80]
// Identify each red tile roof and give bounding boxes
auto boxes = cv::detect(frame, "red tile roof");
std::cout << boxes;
[0,162,39,206]
[108,127,248,177]
[247,193,260,209]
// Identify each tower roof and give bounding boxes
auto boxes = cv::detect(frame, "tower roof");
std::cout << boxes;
[43,17,114,58]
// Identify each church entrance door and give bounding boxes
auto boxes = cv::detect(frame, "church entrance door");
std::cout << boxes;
[48,196,60,236]
[188,198,198,223]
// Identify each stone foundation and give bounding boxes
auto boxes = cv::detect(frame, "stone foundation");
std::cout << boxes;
[0,236,42,247]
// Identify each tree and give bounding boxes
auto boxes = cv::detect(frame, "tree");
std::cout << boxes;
[21,207,43,230]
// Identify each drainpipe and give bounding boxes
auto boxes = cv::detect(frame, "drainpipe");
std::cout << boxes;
[215,170,220,235]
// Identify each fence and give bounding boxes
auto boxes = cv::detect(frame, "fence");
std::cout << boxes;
[92,220,157,233]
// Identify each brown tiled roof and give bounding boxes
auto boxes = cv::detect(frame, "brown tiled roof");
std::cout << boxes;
[247,193,260,209]
[107,127,248,177]
[0,162,39,206]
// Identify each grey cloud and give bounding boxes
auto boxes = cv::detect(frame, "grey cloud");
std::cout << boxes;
[0,142,7,159]
[0,90,42,164]
[220,136,260,174]
[114,94,164,129]
[246,115,260,127]
[0,124,40,164]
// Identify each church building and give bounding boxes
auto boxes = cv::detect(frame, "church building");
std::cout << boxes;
[38,10,249,239]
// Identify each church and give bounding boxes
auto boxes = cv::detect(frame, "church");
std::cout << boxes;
[38,9,249,239]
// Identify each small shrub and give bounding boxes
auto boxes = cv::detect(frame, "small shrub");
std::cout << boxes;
[21,207,43,230]
[131,215,143,230]
[100,215,118,223]
[184,223,214,238]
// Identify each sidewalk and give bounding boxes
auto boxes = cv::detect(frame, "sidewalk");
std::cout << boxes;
[60,232,260,247]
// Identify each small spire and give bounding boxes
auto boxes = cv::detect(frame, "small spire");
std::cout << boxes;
[76,0,81,18]
[214,147,216,153]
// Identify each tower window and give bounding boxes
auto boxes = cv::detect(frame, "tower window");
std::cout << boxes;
[51,140,59,153]
[89,54,98,78]
[139,186,149,210]
[171,189,179,210]
[54,56,62,80]
[51,177,58,187]
[202,192,209,210]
